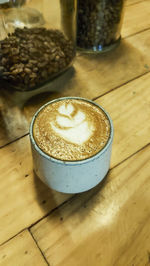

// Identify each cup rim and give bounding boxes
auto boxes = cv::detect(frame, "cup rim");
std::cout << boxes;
[29,96,114,165]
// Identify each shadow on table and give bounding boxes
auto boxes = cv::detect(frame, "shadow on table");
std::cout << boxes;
[0,91,29,148]
[75,38,149,88]
[50,173,109,219]
[77,38,142,61]
[33,166,109,221]
[33,172,113,266]
[33,171,73,215]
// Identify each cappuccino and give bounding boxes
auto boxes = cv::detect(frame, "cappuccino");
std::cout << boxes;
[33,98,110,161]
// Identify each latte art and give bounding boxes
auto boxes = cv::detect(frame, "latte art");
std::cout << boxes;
[33,99,110,161]
[50,103,94,145]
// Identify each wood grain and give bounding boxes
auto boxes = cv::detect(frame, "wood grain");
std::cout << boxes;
[122,0,150,37]
[0,230,47,266]
[126,0,143,6]
[0,71,150,245]
[31,145,150,266]
[0,135,72,245]
[96,72,150,168]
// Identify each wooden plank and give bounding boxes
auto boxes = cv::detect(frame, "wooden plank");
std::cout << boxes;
[0,72,150,244]
[31,145,150,266]
[122,1,150,37]
[96,72,150,168]
[72,29,150,99]
[126,0,145,6]
[1,28,150,148]
[0,136,71,245]
[0,230,47,266]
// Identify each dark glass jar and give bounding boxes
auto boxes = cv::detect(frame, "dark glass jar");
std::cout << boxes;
[0,0,77,91]
[77,0,124,53]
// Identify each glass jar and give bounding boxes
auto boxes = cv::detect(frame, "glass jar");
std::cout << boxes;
[77,0,124,52]
[0,0,77,91]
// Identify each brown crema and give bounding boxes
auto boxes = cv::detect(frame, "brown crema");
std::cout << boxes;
[33,99,110,161]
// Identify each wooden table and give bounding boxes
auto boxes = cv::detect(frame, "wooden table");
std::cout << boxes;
[0,0,150,265]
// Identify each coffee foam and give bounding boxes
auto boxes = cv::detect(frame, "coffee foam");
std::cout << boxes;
[50,103,94,145]
[33,99,110,161]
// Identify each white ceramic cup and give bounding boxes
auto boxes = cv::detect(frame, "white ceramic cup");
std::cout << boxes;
[29,97,113,193]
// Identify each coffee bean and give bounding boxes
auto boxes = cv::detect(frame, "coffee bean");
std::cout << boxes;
[21,57,28,63]
[38,62,47,68]
[58,51,65,58]
[10,66,15,71]
[20,43,26,48]
[44,41,50,48]
[13,63,24,69]
[26,63,33,68]
[49,42,55,47]
[55,55,60,61]
[0,27,74,90]
[33,67,38,73]
[11,48,19,55]
[29,60,37,65]
[24,68,32,74]
[29,47,39,55]
[12,68,23,75]
[77,0,124,50]
[30,73,37,79]
[1,58,7,66]
[51,47,57,53]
